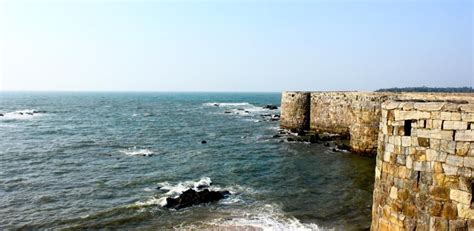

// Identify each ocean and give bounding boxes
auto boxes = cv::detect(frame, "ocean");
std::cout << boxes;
[0,92,374,230]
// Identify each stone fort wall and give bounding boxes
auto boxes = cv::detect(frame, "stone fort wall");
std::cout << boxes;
[280,91,474,155]
[371,100,474,230]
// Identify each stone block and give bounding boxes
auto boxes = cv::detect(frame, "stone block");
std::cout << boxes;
[442,164,459,176]
[456,142,471,156]
[449,219,467,231]
[464,156,474,169]
[450,189,472,205]
[401,136,411,147]
[429,217,448,231]
[430,139,441,150]
[441,140,456,154]
[461,104,474,113]
[432,119,443,129]
[406,155,413,169]
[455,130,474,141]
[441,112,462,121]
[389,186,398,200]
[414,102,445,111]
[426,149,439,161]
[442,203,458,219]
[440,130,455,140]
[462,113,474,122]
[443,121,468,130]
[417,129,431,138]
[446,155,464,167]
[457,203,474,219]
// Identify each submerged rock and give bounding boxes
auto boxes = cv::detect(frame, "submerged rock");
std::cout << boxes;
[164,189,230,210]
[201,140,207,144]
[224,111,232,114]
[0,113,3,116]
[263,105,278,110]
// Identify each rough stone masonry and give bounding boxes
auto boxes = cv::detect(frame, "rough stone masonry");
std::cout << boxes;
[372,100,474,230]
[280,91,474,230]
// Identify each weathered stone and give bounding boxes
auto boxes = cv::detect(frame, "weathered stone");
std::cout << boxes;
[463,156,474,168]
[441,203,458,219]
[460,104,474,113]
[449,219,467,231]
[450,189,472,205]
[456,203,474,219]
[430,186,450,201]
[442,164,459,176]
[414,102,445,111]
[455,130,474,142]
[441,140,456,154]
[456,142,471,156]
[462,113,474,122]
[429,217,448,230]
[446,155,464,166]
[443,121,468,130]
[389,186,398,200]
[441,112,462,121]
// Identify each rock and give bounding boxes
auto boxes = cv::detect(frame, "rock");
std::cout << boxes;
[263,105,278,110]
[0,114,3,116]
[201,140,207,144]
[224,111,232,114]
[271,115,280,121]
[25,112,33,115]
[237,108,245,111]
[324,142,331,147]
[287,137,295,142]
[164,189,230,210]
[19,112,23,115]
[244,111,250,114]
[272,134,281,138]
[213,103,219,107]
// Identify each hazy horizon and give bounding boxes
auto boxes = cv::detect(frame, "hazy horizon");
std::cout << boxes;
[0,0,472,92]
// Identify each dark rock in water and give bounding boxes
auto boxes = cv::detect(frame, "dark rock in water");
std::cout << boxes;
[263,105,278,110]
[164,189,230,210]
[272,134,281,138]
[224,111,232,114]
[244,111,250,114]
[201,140,207,144]
[237,108,245,111]
[287,137,295,142]
[324,142,331,147]
[33,110,47,114]
[25,112,34,115]
[213,103,219,107]
[0,113,3,116]
[260,114,271,117]
[19,112,24,115]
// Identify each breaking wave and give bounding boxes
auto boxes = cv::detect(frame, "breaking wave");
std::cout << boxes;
[120,147,153,156]
[0,109,45,120]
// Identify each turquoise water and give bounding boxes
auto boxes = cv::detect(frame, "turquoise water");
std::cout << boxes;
[0,92,374,230]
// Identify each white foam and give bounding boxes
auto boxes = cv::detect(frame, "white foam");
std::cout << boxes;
[0,109,43,120]
[120,147,153,156]
[207,204,322,231]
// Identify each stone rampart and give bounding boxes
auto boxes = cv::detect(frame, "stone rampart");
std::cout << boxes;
[280,91,474,155]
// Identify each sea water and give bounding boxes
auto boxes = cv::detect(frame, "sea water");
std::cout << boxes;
[0,92,374,230]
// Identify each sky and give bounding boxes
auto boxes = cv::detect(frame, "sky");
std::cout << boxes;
[0,0,472,92]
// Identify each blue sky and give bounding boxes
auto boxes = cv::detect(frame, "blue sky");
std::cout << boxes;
[0,0,472,92]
